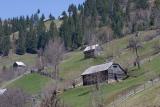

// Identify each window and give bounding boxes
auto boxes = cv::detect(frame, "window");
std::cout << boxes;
[113,65,117,68]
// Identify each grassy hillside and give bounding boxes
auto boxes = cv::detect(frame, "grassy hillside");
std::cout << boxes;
[120,82,160,107]
[1,29,160,106]
[9,73,52,94]
[0,53,36,69]
[61,54,160,107]
[60,52,105,80]
[60,30,159,80]
[60,30,160,107]
[62,77,145,107]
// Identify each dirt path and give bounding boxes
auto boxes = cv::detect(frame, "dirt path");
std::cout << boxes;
[1,71,30,88]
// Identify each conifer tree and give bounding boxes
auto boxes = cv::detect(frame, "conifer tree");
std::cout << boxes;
[60,11,70,48]
[1,21,11,56]
[37,21,48,49]
[49,14,55,20]
[26,26,37,54]
[49,21,59,39]
[16,30,26,55]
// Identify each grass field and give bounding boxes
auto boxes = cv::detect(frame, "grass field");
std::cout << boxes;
[62,54,160,107]
[60,51,105,80]
[0,53,37,69]
[9,73,52,94]
[120,82,160,107]
[62,77,145,107]
[60,30,159,80]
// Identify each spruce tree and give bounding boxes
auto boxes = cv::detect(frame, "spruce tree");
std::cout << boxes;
[49,21,59,39]
[26,26,37,54]
[0,19,3,54]
[111,0,124,37]
[1,21,11,56]
[16,30,26,55]
[60,11,69,48]
[49,14,55,20]
[37,21,48,49]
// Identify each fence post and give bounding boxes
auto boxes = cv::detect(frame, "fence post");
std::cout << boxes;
[134,87,136,95]
[124,90,127,107]
[152,79,153,86]
[113,97,115,107]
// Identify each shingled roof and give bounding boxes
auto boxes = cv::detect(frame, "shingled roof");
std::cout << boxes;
[81,62,113,76]
[0,89,7,95]
[14,61,26,67]
[84,44,99,52]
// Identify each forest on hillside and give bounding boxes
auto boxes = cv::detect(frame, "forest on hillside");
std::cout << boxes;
[0,0,160,56]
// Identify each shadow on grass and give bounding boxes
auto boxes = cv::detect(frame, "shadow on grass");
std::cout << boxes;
[77,56,105,63]
[78,90,90,96]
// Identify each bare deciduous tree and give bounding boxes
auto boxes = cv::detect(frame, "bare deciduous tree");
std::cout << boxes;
[90,80,105,107]
[84,28,98,46]
[44,37,65,83]
[128,32,142,69]
[36,49,45,71]
[97,26,113,44]
[0,88,31,107]
[153,40,160,53]
[0,66,15,82]
[40,82,68,107]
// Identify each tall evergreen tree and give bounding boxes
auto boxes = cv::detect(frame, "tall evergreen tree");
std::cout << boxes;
[26,26,37,54]
[49,14,55,20]
[37,21,48,49]
[40,14,45,21]
[111,0,124,37]
[16,30,26,55]
[1,21,11,56]
[60,11,70,48]
[49,21,59,39]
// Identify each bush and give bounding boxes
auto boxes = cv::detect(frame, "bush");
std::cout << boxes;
[16,49,25,55]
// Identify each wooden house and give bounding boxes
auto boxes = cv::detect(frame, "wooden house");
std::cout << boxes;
[81,62,127,86]
[83,44,101,58]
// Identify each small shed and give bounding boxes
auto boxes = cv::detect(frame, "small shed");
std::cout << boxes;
[13,61,26,68]
[81,62,127,85]
[83,44,101,58]
[0,89,7,95]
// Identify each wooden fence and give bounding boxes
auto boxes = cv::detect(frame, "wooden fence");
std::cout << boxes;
[108,77,160,107]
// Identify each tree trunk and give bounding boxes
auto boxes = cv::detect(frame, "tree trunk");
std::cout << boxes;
[135,46,140,69]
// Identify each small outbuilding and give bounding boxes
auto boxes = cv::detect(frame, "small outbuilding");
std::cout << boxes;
[0,88,7,95]
[13,61,26,68]
[81,62,127,86]
[83,44,101,58]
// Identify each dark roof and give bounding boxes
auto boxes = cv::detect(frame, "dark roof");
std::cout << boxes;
[81,62,113,76]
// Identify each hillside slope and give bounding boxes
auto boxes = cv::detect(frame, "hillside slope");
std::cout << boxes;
[2,29,160,107]
[120,82,160,107]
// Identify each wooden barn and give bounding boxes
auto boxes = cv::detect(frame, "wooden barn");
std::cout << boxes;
[81,62,127,86]
[83,44,101,58]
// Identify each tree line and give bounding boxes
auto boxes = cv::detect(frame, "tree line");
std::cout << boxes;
[59,0,160,49]
[0,10,57,56]
[1,0,160,56]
